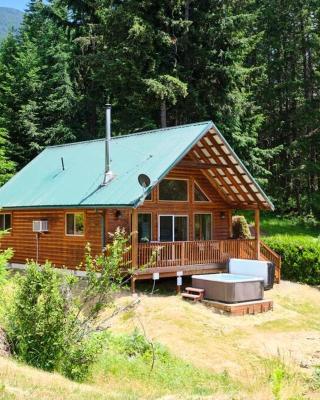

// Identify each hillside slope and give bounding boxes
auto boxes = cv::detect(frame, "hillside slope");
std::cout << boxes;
[0,7,23,39]
[0,281,319,399]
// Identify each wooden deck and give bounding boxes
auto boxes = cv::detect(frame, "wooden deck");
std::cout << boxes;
[134,262,226,280]
[130,238,281,292]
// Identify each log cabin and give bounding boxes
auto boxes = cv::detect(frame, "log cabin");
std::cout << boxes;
[0,110,280,291]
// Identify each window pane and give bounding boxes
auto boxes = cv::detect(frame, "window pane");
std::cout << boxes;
[75,213,84,235]
[195,214,212,240]
[194,184,209,202]
[0,215,4,230]
[174,216,188,241]
[145,192,152,201]
[4,214,11,230]
[66,214,75,235]
[159,216,173,241]
[159,179,188,201]
[138,214,152,242]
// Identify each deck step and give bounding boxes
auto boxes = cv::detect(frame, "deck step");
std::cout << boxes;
[181,293,201,300]
[185,287,204,294]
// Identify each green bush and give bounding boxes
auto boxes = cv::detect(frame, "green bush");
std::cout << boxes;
[263,236,320,285]
[5,229,132,382]
[0,231,13,286]
[232,215,251,239]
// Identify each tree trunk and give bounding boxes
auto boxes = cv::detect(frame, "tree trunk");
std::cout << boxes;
[160,100,167,128]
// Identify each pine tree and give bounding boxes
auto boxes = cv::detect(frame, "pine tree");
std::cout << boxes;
[256,0,320,214]
[0,126,15,186]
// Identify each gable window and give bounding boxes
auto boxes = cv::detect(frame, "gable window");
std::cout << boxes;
[194,183,209,202]
[66,213,84,236]
[138,213,152,242]
[0,214,11,231]
[159,179,188,201]
[194,214,212,240]
[145,192,152,201]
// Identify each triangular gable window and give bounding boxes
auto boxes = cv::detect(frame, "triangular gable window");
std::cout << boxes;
[194,183,210,202]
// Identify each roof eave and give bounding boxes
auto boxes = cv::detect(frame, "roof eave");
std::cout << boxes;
[211,122,275,211]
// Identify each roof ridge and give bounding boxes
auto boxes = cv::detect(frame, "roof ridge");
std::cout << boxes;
[46,121,213,149]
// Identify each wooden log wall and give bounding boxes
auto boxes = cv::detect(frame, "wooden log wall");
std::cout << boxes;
[0,208,131,268]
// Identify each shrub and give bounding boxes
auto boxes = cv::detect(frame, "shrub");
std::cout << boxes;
[0,231,13,286]
[6,261,68,371]
[263,236,320,285]
[232,215,251,239]
[5,228,132,381]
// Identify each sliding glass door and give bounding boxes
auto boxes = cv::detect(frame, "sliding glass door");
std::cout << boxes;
[158,215,188,242]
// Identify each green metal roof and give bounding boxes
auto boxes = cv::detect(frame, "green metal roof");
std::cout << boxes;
[0,121,214,209]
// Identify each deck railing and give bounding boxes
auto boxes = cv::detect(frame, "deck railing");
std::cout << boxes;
[260,240,281,283]
[137,239,258,269]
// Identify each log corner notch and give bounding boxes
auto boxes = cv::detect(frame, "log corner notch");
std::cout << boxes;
[131,208,138,293]
[254,209,260,259]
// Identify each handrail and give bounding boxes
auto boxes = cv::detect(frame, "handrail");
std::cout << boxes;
[260,240,281,283]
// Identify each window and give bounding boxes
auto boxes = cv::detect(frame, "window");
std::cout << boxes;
[194,183,209,202]
[138,213,152,242]
[66,213,84,236]
[159,179,188,201]
[145,192,152,201]
[194,214,212,240]
[159,215,188,241]
[0,214,11,231]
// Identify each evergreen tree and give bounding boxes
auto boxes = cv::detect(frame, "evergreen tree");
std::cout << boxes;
[256,0,320,214]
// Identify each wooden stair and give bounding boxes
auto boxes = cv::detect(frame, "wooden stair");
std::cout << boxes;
[181,287,204,302]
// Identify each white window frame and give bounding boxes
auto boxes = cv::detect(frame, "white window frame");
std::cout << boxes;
[158,178,189,202]
[65,212,85,237]
[158,214,189,242]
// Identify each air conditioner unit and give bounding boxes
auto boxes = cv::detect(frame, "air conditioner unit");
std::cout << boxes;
[33,220,48,233]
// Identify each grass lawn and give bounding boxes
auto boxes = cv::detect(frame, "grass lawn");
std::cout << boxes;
[260,215,319,238]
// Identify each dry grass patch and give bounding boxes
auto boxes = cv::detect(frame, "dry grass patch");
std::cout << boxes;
[104,280,320,399]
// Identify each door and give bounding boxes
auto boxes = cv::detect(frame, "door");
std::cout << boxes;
[158,215,188,264]
[158,215,188,242]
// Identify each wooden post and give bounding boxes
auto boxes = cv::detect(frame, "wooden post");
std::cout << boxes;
[181,242,185,266]
[131,208,139,294]
[228,210,233,238]
[131,207,138,263]
[255,209,260,259]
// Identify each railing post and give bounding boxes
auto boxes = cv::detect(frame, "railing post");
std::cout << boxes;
[181,242,185,266]
[255,209,261,259]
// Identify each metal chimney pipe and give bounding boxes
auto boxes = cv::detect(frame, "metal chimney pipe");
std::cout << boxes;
[105,103,111,174]
[103,103,114,185]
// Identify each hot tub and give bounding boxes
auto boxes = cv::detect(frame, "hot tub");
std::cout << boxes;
[192,273,264,303]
